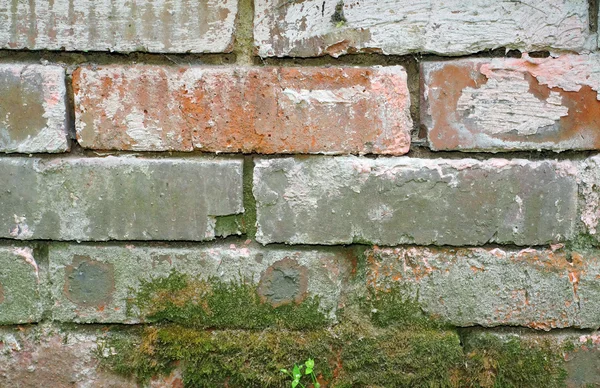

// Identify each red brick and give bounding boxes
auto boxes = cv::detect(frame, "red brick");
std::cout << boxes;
[422,54,600,152]
[73,66,411,155]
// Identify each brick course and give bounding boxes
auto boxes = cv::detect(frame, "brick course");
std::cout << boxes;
[73,65,411,155]
[0,0,238,53]
[253,157,578,246]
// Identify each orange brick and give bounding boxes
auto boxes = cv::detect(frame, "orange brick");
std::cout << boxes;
[73,66,411,155]
[422,54,600,152]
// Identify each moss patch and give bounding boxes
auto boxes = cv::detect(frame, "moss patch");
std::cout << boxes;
[99,326,335,387]
[460,333,567,388]
[214,215,245,237]
[101,275,568,387]
[367,284,442,329]
[127,271,329,330]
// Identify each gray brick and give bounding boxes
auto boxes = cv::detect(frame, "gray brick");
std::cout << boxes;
[0,245,43,324]
[579,155,600,242]
[0,156,243,241]
[367,247,600,329]
[253,157,577,246]
[0,64,68,153]
[255,0,589,57]
[0,0,238,53]
[49,241,353,323]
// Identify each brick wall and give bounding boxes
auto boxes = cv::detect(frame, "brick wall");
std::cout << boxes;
[1,0,600,386]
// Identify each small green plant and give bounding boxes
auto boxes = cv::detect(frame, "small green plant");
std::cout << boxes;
[280,358,320,388]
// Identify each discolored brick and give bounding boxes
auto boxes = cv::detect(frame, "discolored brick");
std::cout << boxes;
[0,64,68,153]
[73,65,411,155]
[422,54,600,152]
[253,156,578,246]
[367,246,600,330]
[0,156,243,241]
[0,325,137,387]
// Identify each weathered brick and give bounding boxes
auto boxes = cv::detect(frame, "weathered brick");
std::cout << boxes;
[0,0,238,53]
[0,64,68,153]
[0,245,43,324]
[422,54,600,152]
[253,157,577,246]
[73,65,411,155]
[0,156,243,241]
[254,0,589,57]
[367,246,600,330]
[0,325,137,387]
[580,155,600,241]
[49,241,354,323]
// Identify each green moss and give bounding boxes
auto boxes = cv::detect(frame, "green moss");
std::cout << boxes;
[103,271,567,387]
[242,156,258,239]
[367,284,443,329]
[214,215,245,237]
[99,325,335,387]
[128,271,329,330]
[460,333,567,388]
[99,322,570,388]
[566,233,599,251]
[335,327,464,387]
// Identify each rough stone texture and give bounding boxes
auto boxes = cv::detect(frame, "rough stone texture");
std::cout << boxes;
[254,0,590,58]
[0,156,243,241]
[0,324,138,387]
[48,241,354,323]
[422,54,600,152]
[73,65,411,155]
[0,0,238,53]
[580,155,600,241]
[253,156,577,246]
[0,246,43,324]
[367,246,600,330]
[0,64,68,153]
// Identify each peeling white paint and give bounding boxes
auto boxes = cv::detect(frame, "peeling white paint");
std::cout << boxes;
[282,87,364,104]
[456,76,569,135]
[255,0,590,57]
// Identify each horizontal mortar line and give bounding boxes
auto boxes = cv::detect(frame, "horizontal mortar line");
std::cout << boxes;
[1,147,598,161]
[0,47,564,68]
[1,320,598,335]
[457,325,600,335]
[0,238,579,252]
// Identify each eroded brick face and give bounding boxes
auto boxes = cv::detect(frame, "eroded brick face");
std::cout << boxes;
[73,65,412,155]
[422,54,600,152]
[0,0,238,53]
[367,246,600,330]
[0,64,68,153]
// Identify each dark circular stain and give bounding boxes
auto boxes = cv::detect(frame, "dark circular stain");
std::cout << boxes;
[257,257,308,307]
[63,255,115,308]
